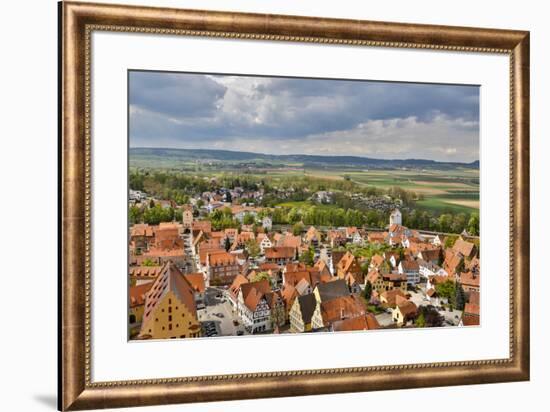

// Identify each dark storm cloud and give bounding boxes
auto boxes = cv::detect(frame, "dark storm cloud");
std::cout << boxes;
[129,71,227,118]
[129,71,479,162]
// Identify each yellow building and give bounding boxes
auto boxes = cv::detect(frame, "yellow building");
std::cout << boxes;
[140,262,201,340]
[392,300,418,326]
[289,294,316,333]
[366,270,408,295]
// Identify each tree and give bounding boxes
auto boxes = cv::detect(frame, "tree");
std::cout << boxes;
[435,280,456,302]
[299,246,315,266]
[467,213,480,236]
[292,222,304,236]
[438,214,453,233]
[451,213,468,233]
[243,213,255,225]
[245,239,260,258]
[455,283,467,311]
[142,258,156,267]
[417,305,444,327]
[250,271,274,287]
[444,235,459,249]
[129,205,143,225]
[415,312,426,327]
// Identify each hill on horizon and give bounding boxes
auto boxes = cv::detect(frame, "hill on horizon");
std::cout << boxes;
[129,147,479,170]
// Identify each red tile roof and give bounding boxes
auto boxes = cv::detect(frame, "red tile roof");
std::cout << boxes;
[241,279,272,312]
[321,295,367,325]
[129,282,153,308]
[142,262,197,322]
[265,246,295,259]
[184,273,205,293]
[331,313,380,332]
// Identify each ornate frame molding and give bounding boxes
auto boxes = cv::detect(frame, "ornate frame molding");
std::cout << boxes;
[60,1,530,410]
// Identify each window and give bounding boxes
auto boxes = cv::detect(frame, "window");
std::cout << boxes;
[169,324,172,330]
[168,315,172,321]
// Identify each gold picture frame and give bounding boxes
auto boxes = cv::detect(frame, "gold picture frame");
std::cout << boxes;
[59,1,530,410]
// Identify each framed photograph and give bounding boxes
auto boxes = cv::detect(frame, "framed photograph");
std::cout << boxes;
[59,1,530,410]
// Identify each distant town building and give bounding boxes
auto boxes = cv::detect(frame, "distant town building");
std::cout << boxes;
[182,205,194,229]
[262,216,272,231]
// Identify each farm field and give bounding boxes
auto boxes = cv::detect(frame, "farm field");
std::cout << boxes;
[304,168,479,214]
[130,148,479,215]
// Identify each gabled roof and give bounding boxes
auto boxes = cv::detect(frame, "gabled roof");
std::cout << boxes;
[316,279,349,302]
[337,251,359,273]
[129,282,153,308]
[278,235,301,249]
[443,251,463,275]
[367,231,387,242]
[259,262,280,271]
[314,259,330,275]
[284,269,322,289]
[331,250,346,267]
[320,295,367,325]
[331,313,380,332]
[281,284,298,308]
[295,278,311,296]
[305,226,320,242]
[458,271,480,288]
[130,223,154,238]
[367,269,382,284]
[229,274,249,299]
[399,260,420,271]
[453,239,476,258]
[370,254,385,267]
[184,273,205,293]
[142,262,197,323]
[419,249,441,262]
[389,224,407,234]
[208,250,237,266]
[396,300,417,317]
[265,246,295,259]
[192,220,212,234]
[296,294,317,324]
[241,279,272,312]
[381,288,408,307]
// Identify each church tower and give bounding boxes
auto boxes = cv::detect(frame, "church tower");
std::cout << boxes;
[389,208,402,226]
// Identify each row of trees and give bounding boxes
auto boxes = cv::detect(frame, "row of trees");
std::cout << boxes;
[129,204,182,225]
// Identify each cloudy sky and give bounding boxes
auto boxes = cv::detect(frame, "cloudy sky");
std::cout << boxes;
[129,71,479,162]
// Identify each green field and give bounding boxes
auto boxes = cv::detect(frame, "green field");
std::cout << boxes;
[130,148,479,215]
[303,168,479,214]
